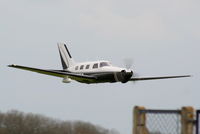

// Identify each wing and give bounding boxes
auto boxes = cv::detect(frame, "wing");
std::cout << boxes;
[8,64,97,81]
[130,75,191,81]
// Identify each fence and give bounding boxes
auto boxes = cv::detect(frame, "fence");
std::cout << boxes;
[133,106,196,134]
[196,110,200,134]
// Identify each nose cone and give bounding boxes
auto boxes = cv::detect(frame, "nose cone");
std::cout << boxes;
[124,69,133,77]
[120,70,133,83]
[126,70,133,78]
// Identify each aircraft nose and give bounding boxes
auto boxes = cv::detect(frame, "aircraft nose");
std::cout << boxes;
[125,69,133,75]
[128,70,133,77]
[130,70,133,75]
[120,69,133,83]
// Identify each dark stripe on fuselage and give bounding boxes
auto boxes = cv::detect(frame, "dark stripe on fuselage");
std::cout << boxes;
[61,70,131,83]
[79,71,117,83]
[78,71,132,83]
[64,44,72,58]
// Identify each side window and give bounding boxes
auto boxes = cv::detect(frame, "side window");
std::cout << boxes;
[80,65,84,70]
[93,63,98,69]
[86,64,90,69]
[75,66,79,70]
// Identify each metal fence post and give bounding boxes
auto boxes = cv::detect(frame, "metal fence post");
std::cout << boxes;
[196,110,200,134]
[181,107,195,134]
[133,106,149,134]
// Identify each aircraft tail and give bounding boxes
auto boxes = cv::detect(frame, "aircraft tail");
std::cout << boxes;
[57,43,75,69]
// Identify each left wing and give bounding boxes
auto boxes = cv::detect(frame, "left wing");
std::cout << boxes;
[8,64,97,81]
[130,75,191,81]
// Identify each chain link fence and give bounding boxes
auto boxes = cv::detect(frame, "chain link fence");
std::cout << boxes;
[133,106,195,134]
[139,110,181,134]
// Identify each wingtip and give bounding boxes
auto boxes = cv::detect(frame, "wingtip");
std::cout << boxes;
[8,64,17,67]
[180,75,192,78]
[182,75,192,78]
[8,64,12,67]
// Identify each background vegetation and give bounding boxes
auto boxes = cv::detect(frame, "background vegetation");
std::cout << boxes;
[0,110,119,134]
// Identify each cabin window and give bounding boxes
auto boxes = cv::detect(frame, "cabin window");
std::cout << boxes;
[80,65,84,70]
[100,62,110,67]
[86,64,90,69]
[75,66,79,70]
[93,63,98,69]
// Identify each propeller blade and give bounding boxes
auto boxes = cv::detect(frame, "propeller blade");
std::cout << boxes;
[123,58,133,69]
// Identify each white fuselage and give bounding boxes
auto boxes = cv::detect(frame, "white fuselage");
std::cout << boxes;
[66,60,132,74]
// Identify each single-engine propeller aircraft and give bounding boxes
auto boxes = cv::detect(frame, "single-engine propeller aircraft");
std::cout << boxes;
[8,43,190,84]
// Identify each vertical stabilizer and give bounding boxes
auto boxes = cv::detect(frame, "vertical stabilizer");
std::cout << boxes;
[57,43,75,69]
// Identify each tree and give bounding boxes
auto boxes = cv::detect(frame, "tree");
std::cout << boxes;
[0,110,120,134]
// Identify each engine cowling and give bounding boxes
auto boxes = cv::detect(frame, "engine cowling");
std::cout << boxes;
[119,70,133,83]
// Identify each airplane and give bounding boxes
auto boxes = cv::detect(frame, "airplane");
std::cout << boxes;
[8,43,191,84]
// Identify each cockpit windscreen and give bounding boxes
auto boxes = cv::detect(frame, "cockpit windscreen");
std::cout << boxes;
[100,62,111,67]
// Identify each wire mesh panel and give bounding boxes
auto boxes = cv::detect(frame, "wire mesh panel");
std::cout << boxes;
[139,110,181,134]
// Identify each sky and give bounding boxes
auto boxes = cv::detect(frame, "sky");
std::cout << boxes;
[0,0,200,134]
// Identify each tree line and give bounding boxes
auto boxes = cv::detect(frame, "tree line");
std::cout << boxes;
[0,110,119,134]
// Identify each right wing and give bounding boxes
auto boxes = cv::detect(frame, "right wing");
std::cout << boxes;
[8,64,97,81]
[130,75,191,81]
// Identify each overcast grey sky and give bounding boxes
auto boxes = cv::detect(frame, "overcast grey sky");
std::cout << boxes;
[1,0,200,134]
